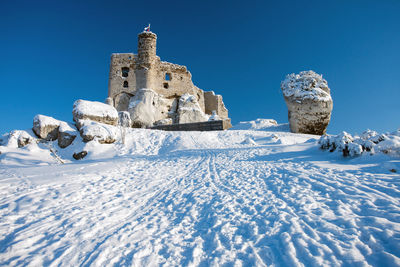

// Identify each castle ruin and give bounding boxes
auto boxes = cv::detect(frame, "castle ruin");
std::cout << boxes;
[106,30,231,129]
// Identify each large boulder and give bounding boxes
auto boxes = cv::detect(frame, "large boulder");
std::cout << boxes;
[128,88,172,128]
[58,122,78,148]
[281,70,333,135]
[78,120,118,144]
[73,99,119,127]
[177,94,209,124]
[32,115,60,140]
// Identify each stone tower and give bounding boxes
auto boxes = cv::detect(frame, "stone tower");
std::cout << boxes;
[135,32,158,89]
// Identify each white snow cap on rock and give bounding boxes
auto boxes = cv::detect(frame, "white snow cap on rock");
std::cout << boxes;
[281,70,332,102]
[78,120,119,144]
[177,94,209,124]
[73,99,119,126]
[33,114,61,140]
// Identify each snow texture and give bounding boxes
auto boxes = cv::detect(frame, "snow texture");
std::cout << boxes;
[281,70,332,102]
[0,120,399,266]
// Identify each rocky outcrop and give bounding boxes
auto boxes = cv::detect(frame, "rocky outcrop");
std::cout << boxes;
[78,120,118,144]
[128,88,172,128]
[58,122,77,148]
[281,71,333,135]
[32,115,60,140]
[73,100,119,127]
[177,94,209,124]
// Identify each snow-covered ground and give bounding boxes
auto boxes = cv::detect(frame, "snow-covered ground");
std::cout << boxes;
[0,120,399,266]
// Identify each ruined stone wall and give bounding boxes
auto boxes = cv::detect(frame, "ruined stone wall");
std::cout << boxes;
[108,53,136,110]
[154,61,205,111]
[107,31,229,122]
[204,91,228,118]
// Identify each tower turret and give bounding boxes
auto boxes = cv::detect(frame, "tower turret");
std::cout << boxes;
[137,31,157,68]
[135,31,157,89]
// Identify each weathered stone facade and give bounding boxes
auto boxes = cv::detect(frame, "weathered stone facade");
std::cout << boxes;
[107,31,230,128]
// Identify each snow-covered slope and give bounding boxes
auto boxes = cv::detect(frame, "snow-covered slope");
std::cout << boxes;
[0,121,399,266]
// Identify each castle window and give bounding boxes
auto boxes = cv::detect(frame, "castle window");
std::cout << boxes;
[165,73,171,81]
[123,81,129,88]
[122,67,129,78]
[163,82,169,89]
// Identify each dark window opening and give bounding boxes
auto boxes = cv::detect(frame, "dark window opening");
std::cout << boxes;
[122,67,129,77]
[163,82,169,89]
[123,81,129,88]
[165,73,171,81]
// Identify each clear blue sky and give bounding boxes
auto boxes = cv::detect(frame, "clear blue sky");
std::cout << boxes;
[1,0,399,135]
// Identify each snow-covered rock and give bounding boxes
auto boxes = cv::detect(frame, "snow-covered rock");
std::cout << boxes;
[208,110,221,121]
[319,129,400,157]
[128,89,172,128]
[118,111,131,127]
[0,130,36,148]
[73,99,119,127]
[233,119,279,130]
[177,94,209,124]
[32,114,61,140]
[281,70,333,135]
[58,122,78,148]
[78,120,118,144]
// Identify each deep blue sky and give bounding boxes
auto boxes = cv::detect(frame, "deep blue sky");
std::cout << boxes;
[1,0,399,135]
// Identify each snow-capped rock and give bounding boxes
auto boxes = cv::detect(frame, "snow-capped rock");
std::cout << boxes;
[281,70,333,135]
[319,129,400,157]
[73,99,119,127]
[1,130,36,148]
[58,122,78,148]
[78,120,118,144]
[32,114,61,140]
[177,94,209,124]
[128,89,172,128]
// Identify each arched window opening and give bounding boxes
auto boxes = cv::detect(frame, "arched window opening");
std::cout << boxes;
[123,81,129,88]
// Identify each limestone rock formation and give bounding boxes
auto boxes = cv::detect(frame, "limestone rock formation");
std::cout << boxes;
[281,70,333,135]
[128,88,172,128]
[73,100,119,127]
[58,122,77,148]
[177,94,209,124]
[32,115,60,140]
[78,120,118,144]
